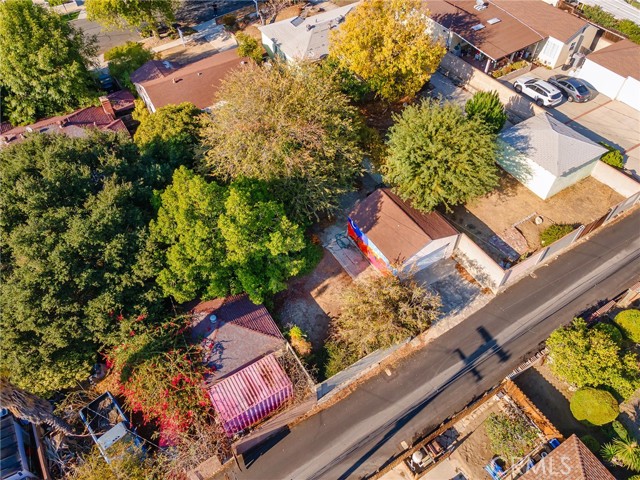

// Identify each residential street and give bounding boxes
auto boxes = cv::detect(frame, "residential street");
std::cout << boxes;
[236,210,640,480]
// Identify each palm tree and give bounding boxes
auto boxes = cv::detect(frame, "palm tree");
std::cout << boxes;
[0,378,74,435]
[602,427,640,473]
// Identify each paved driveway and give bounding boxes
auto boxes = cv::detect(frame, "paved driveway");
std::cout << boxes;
[508,66,640,180]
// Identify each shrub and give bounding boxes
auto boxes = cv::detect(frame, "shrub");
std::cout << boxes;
[599,142,625,169]
[540,224,575,245]
[324,340,359,379]
[594,322,623,345]
[485,408,540,463]
[221,14,237,29]
[491,60,529,78]
[236,32,263,63]
[581,435,601,454]
[465,91,507,134]
[104,41,154,91]
[288,325,312,358]
[580,5,640,44]
[570,387,619,426]
[614,309,640,343]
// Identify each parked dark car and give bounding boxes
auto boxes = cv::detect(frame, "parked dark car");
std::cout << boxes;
[548,75,592,103]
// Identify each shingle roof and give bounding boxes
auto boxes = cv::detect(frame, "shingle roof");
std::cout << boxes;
[0,91,132,148]
[349,188,458,264]
[426,0,587,60]
[191,295,285,379]
[258,3,359,61]
[208,353,293,435]
[499,113,607,176]
[131,48,247,110]
[585,39,640,80]
[519,435,615,480]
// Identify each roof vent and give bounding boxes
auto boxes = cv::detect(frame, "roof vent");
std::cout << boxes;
[471,23,485,31]
[487,17,501,24]
[306,24,314,31]
[474,0,487,10]
[197,72,203,76]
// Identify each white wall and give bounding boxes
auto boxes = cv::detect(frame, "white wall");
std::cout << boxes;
[547,158,599,198]
[577,59,626,99]
[261,33,277,58]
[455,234,507,291]
[403,234,459,274]
[498,151,558,199]
[135,84,156,113]
[617,77,640,111]
[536,37,566,68]
[592,160,640,197]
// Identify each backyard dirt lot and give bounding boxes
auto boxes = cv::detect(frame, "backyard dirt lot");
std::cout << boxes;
[447,172,624,263]
[273,249,352,349]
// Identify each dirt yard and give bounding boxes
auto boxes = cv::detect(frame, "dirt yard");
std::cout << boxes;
[273,249,352,349]
[447,172,624,263]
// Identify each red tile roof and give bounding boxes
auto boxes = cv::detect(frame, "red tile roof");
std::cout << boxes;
[519,435,615,480]
[131,48,248,110]
[0,91,132,147]
[349,188,458,264]
[208,353,293,436]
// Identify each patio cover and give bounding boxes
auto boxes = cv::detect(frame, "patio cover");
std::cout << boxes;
[209,353,293,436]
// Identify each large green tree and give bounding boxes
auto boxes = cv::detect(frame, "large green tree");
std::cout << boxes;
[202,61,364,223]
[329,0,446,101]
[133,101,207,170]
[85,0,179,37]
[384,99,500,212]
[219,179,312,303]
[149,167,230,303]
[546,318,640,398]
[150,170,315,304]
[104,41,154,92]
[0,0,98,125]
[0,133,163,396]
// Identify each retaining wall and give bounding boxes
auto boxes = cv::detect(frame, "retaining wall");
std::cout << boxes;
[592,161,640,197]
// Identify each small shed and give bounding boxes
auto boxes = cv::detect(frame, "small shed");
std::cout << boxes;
[347,188,459,275]
[208,353,293,436]
[498,114,607,199]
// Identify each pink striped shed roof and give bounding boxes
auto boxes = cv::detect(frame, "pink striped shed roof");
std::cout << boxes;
[209,353,293,435]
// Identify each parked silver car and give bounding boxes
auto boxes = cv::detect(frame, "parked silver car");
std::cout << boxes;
[548,75,593,102]
[513,76,563,107]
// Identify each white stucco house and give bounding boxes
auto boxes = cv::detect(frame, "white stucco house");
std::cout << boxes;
[498,114,608,200]
[258,3,359,62]
[576,39,640,112]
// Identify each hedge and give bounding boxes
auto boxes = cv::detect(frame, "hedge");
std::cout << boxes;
[594,322,623,344]
[540,224,575,245]
[570,387,619,426]
[580,435,600,454]
[599,142,625,169]
[614,309,640,343]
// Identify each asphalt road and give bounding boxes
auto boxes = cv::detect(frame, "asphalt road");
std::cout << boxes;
[237,209,640,480]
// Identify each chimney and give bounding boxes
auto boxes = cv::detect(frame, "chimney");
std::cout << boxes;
[99,96,116,119]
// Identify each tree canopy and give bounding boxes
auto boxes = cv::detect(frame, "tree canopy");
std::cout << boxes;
[85,0,179,37]
[329,0,446,101]
[0,133,164,396]
[235,33,263,63]
[546,318,640,398]
[149,167,230,303]
[465,90,507,134]
[133,101,207,169]
[0,0,98,125]
[202,61,364,223]
[104,41,154,91]
[384,99,500,212]
[150,169,317,304]
[331,275,440,358]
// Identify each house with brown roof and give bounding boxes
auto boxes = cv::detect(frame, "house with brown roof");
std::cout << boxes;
[576,39,640,111]
[519,434,615,479]
[191,295,294,436]
[130,48,248,113]
[347,188,459,275]
[0,91,134,148]
[425,0,598,72]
